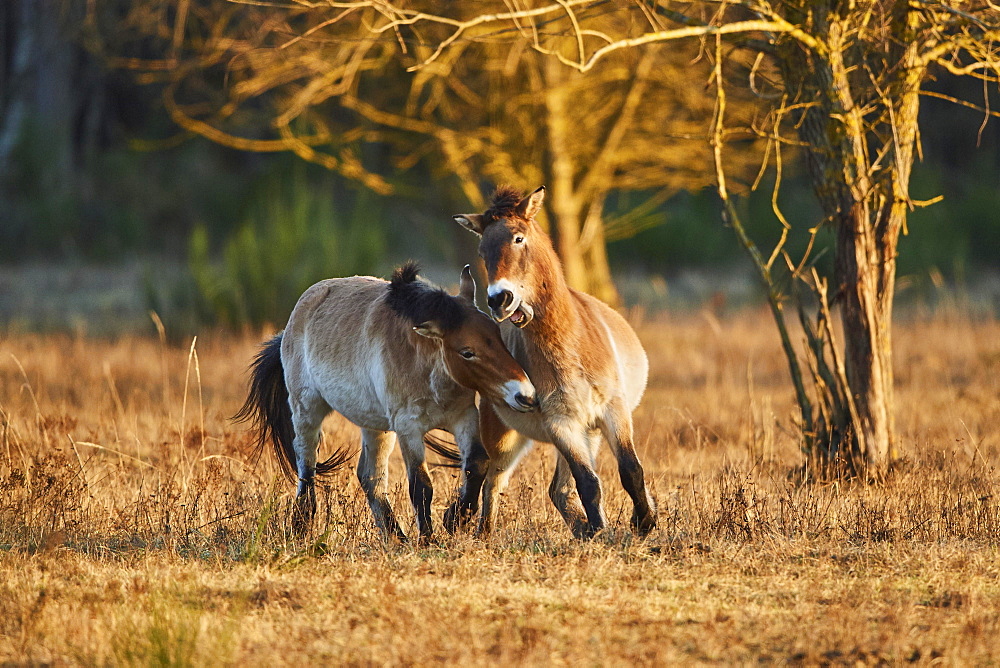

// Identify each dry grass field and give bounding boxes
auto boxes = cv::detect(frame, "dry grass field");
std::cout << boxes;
[2,308,1000,664]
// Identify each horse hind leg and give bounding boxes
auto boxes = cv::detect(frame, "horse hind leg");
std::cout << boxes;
[288,387,330,535]
[357,428,405,541]
[600,400,656,537]
[550,422,608,539]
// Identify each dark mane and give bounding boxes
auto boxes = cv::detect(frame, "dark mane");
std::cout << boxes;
[484,186,524,225]
[386,261,467,331]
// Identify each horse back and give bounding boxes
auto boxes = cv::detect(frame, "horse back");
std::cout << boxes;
[282,277,429,429]
[284,276,389,370]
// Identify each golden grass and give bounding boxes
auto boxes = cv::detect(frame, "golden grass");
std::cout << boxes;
[2,310,1000,664]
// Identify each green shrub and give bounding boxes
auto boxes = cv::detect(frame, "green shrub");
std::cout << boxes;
[188,177,385,328]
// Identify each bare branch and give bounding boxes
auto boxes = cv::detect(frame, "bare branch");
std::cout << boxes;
[576,19,824,72]
[555,0,587,64]
[163,83,318,153]
[764,100,791,273]
[919,89,1000,118]
[278,7,363,51]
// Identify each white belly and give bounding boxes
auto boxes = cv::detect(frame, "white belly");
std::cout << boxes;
[326,385,473,436]
[322,382,393,432]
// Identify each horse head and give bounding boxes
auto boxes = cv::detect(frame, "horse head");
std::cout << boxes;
[454,186,556,329]
[387,262,538,412]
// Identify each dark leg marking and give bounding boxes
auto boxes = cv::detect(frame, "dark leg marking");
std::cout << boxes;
[292,475,317,536]
[445,439,490,533]
[567,461,605,539]
[618,454,656,537]
[408,466,434,539]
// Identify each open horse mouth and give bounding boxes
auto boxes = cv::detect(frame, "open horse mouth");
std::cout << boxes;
[509,303,533,328]
[488,285,534,327]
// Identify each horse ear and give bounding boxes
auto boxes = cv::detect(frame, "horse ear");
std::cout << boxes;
[453,213,485,235]
[458,264,477,305]
[516,185,545,220]
[413,321,444,340]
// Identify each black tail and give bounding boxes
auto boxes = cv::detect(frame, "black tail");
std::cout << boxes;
[234,334,353,480]
[424,430,462,468]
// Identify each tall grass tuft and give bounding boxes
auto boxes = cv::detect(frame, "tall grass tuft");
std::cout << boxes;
[110,594,237,668]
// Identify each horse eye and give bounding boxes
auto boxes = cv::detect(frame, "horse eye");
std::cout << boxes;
[514,235,525,244]
[460,349,476,360]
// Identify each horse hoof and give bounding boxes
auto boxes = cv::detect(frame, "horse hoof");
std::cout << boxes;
[443,505,459,534]
[444,503,479,534]
[632,510,657,538]
[571,522,603,540]
[473,521,494,540]
[291,515,312,537]
[417,532,445,548]
[291,506,315,537]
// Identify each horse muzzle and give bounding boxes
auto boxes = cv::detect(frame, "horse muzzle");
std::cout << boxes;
[487,289,533,328]
[502,380,539,412]
[508,302,533,328]
[487,288,516,321]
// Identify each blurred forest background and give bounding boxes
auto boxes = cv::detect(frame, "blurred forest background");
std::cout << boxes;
[0,1,998,335]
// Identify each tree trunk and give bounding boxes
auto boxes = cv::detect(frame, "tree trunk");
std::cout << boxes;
[0,0,34,171]
[778,7,924,478]
[580,199,619,305]
[543,56,618,304]
[0,1,75,179]
[832,8,921,478]
[547,191,620,304]
[543,57,586,294]
[550,197,587,293]
[834,205,897,477]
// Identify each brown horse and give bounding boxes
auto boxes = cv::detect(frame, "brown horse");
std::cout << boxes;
[236,262,537,541]
[452,186,656,538]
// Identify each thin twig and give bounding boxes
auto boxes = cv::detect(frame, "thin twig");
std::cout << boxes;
[711,32,814,440]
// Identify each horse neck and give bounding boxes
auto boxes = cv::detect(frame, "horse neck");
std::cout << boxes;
[412,328,473,400]
[524,243,581,355]
[385,312,455,389]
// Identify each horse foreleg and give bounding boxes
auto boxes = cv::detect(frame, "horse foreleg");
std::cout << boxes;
[357,429,405,541]
[478,463,514,537]
[444,439,488,533]
[551,422,607,539]
[600,400,656,537]
[443,409,491,533]
[549,451,589,538]
[398,432,434,541]
[475,402,528,537]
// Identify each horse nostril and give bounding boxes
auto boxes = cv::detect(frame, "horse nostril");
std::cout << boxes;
[488,290,513,313]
